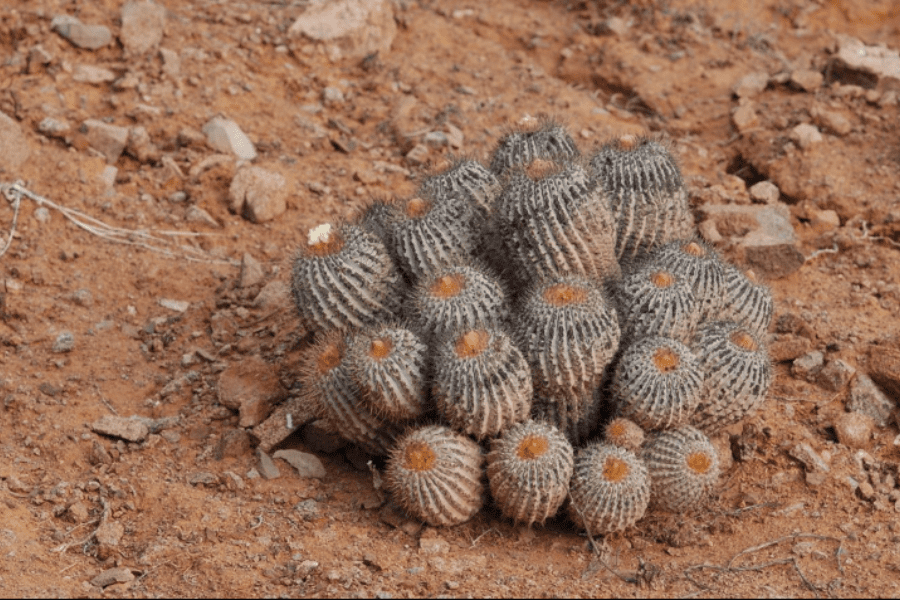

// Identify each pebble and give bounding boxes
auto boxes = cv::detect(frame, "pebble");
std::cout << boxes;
[189,472,219,487]
[405,143,429,166]
[445,123,464,149]
[120,1,167,56]
[858,480,876,501]
[253,280,291,311]
[769,335,812,363]
[834,412,874,449]
[792,350,824,381]
[203,117,257,160]
[790,123,823,149]
[811,105,852,136]
[38,117,71,139]
[834,35,900,88]
[126,126,160,163]
[228,165,287,223]
[159,47,181,78]
[67,501,91,523]
[72,64,117,84]
[423,131,448,148]
[82,119,129,164]
[91,415,150,443]
[71,289,93,307]
[288,0,397,62]
[90,567,134,588]
[99,166,118,190]
[28,45,53,72]
[748,181,779,204]
[94,519,124,549]
[322,86,344,104]
[158,298,190,312]
[51,15,112,50]
[239,252,265,288]
[0,111,31,172]
[789,442,830,473]
[274,450,327,479]
[257,449,281,480]
[217,357,286,427]
[252,394,325,452]
[731,102,759,133]
[294,499,320,521]
[866,346,900,400]
[816,359,856,391]
[790,69,823,92]
[732,71,769,98]
[848,372,896,426]
[52,332,75,353]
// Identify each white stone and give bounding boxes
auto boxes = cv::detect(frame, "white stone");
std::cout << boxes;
[229,165,287,223]
[748,181,780,204]
[836,35,900,85]
[202,117,257,160]
[158,298,190,312]
[289,0,396,62]
[790,123,822,149]
[120,1,166,56]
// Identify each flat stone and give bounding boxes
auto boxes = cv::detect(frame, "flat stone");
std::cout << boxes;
[0,111,31,172]
[273,449,327,479]
[91,415,150,443]
[252,395,318,453]
[120,1,166,56]
[82,119,129,164]
[158,298,189,312]
[748,180,779,204]
[834,411,874,449]
[239,252,265,288]
[867,346,900,401]
[94,519,124,548]
[790,123,823,149]
[732,102,759,133]
[90,567,134,588]
[769,335,813,363]
[698,203,804,279]
[38,117,71,139]
[834,35,900,87]
[217,357,286,428]
[817,359,856,391]
[188,472,219,487]
[184,206,220,227]
[792,350,824,381]
[789,442,830,473]
[733,71,769,98]
[51,15,112,50]
[405,143,429,166]
[848,372,896,427]
[790,69,824,92]
[811,105,852,136]
[203,117,257,160]
[289,0,397,62]
[253,280,292,311]
[229,165,287,223]
[72,64,117,84]
[256,449,281,480]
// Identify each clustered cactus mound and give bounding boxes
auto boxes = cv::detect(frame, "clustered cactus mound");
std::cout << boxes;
[290,116,774,533]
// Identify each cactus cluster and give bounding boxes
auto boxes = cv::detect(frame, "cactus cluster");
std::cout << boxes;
[290,118,774,533]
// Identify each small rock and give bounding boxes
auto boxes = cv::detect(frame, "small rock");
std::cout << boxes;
[805,471,827,487]
[769,335,812,363]
[91,415,150,443]
[72,64,117,84]
[808,209,840,234]
[0,111,31,172]
[789,442,830,473]
[215,428,252,460]
[203,117,257,160]
[731,102,759,133]
[256,449,281,480]
[302,420,347,454]
[67,501,91,523]
[817,359,856,391]
[274,450,327,479]
[188,472,219,487]
[253,280,292,311]
[790,123,823,149]
[445,124,464,149]
[222,471,245,491]
[858,480,876,501]
[99,166,118,190]
[51,15,112,50]
[288,0,397,62]
[252,394,318,453]
[228,165,287,223]
[294,499,320,521]
[90,567,134,588]
[160,430,181,443]
[28,45,53,73]
[834,412,874,449]
[405,143,429,166]
[811,105,852,136]
[159,47,181,78]
[322,86,344,104]
[120,1,166,56]
[866,346,900,400]
[833,35,900,88]
[94,519,124,548]
[217,357,286,428]
[52,331,75,353]
[733,71,769,98]
[158,298,189,312]
[297,560,319,578]
[423,131,448,148]
[38,117,71,139]
[699,203,804,279]
[82,119,129,164]
[125,126,160,163]
[184,206,220,227]
[419,530,450,554]
[239,253,265,288]
[848,372,896,427]
[790,69,824,92]
[697,219,722,244]
[748,181,779,204]
[792,350,824,381]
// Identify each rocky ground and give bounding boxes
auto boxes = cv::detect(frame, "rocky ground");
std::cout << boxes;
[1,0,900,597]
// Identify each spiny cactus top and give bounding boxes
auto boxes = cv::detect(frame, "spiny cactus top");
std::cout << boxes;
[589,135,694,263]
[486,419,574,526]
[496,159,620,283]
[718,265,774,340]
[603,417,645,452]
[643,239,726,323]
[291,222,403,332]
[432,326,533,439]
[386,424,484,527]
[420,157,501,215]
[489,116,580,176]
[346,323,429,422]
[615,265,699,344]
[515,274,621,398]
[642,425,720,512]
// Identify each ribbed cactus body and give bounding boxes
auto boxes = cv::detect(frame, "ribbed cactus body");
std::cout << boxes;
[531,388,601,447]
[490,117,580,176]
[486,420,574,526]
[642,425,720,511]
[645,239,726,323]
[615,266,698,344]
[719,265,774,339]
[421,158,501,215]
[386,425,484,526]
[568,442,651,535]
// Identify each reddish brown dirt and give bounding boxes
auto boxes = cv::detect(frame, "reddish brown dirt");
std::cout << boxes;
[2,0,900,597]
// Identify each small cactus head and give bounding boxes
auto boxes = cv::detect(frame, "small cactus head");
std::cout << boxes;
[642,426,720,512]
[454,328,491,359]
[603,417,645,451]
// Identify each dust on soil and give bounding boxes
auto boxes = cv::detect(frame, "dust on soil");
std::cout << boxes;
[2,0,900,597]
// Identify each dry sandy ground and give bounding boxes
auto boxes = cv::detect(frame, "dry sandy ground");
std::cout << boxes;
[2,0,900,597]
